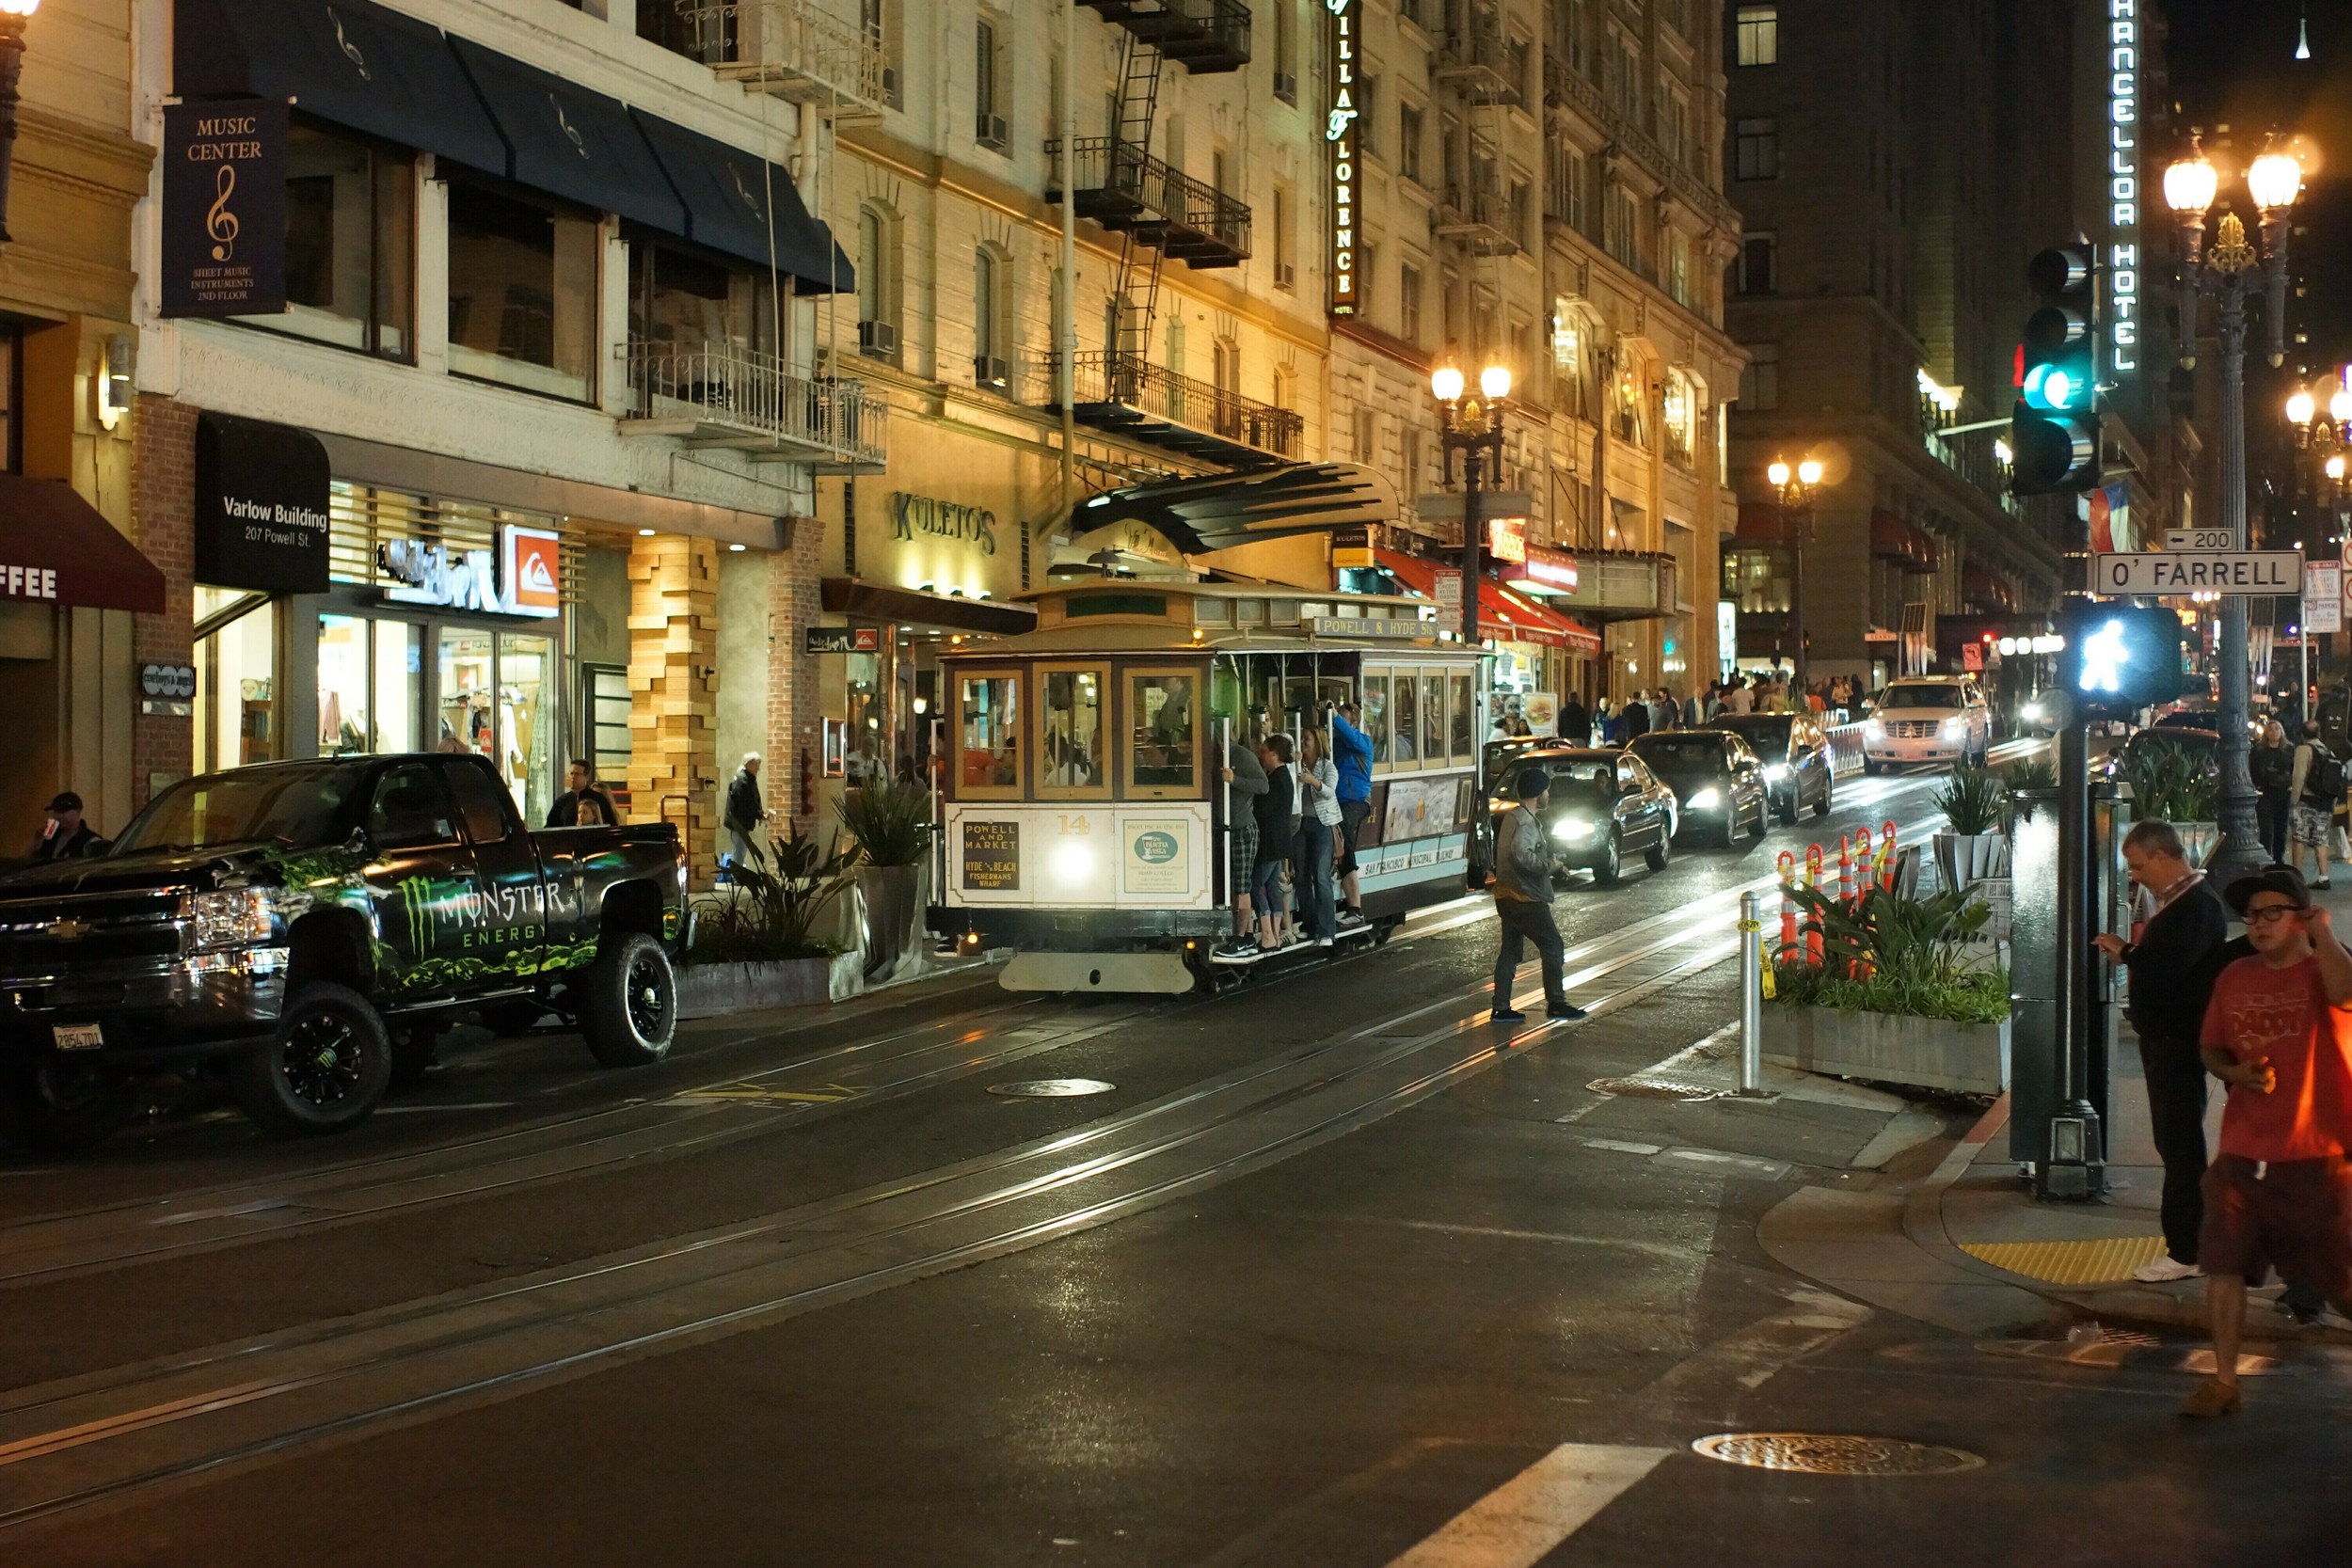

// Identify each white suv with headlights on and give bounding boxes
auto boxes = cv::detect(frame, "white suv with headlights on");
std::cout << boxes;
[1862,676,1992,772]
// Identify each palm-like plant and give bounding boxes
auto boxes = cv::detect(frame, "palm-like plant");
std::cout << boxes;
[1932,766,2006,835]
[834,782,935,867]
[1774,881,2004,1022]
[692,826,856,963]
[2120,741,2217,822]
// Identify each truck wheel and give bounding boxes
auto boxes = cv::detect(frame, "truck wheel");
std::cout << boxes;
[0,1063,130,1156]
[580,933,676,1069]
[233,982,391,1137]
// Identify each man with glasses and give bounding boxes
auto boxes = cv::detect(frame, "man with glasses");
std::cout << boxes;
[2182,867,2352,1417]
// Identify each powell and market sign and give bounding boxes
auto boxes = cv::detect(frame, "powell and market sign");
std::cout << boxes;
[161,98,288,319]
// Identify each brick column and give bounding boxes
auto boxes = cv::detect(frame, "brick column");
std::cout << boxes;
[628,533,722,888]
[131,393,197,808]
[768,517,823,838]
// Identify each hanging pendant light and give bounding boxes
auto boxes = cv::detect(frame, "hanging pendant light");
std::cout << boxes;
[2296,5,2312,60]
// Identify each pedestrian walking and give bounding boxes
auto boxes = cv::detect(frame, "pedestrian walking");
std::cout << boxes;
[723,752,767,868]
[25,791,100,861]
[547,759,619,829]
[1558,689,1590,750]
[1619,691,1650,742]
[2181,866,2352,1417]
[2093,821,2229,1283]
[1296,728,1343,947]
[2288,722,2338,889]
[1329,701,1374,925]
[1487,767,1588,1025]
[1724,676,1755,716]
[2252,719,2294,864]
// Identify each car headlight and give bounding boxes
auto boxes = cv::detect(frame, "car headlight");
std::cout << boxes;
[186,887,275,951]
[1942,717,1966,736]
[1864,719,1883,737]
[1763,764,1790,781]
[1687,787,1724,809]
[1049,842,1097,885]
[2021,701,2045,722]
[1553,817,1596,841]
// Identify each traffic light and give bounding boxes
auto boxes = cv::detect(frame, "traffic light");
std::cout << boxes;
[2010,245,2101,496]
[2059,603,2183,719]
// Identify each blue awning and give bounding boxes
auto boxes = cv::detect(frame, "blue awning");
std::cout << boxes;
[630,111,851,295]
[448,37,686,234]
[173,0,507,173]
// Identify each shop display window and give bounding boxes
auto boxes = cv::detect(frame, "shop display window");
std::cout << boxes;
[843,651,886,784]
[194,587,277,775]
[957,671,1021,797]
[240,121,414,359]
[318,614,421,755]
[1125,669,1200,798]
[501,633,555,824]
[1037,665,1108,797]
[446,178,598,402]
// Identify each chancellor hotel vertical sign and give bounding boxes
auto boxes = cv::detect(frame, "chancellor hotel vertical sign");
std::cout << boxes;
[161,99,287,319]
[2106,0,2138,377]
[1327,0,1359,318]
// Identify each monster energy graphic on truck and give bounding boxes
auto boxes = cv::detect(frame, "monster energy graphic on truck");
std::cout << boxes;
[387,873,597,990]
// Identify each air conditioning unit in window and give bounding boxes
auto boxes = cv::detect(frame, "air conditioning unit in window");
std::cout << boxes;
[1273,71,1297,101]
[859,320,898,358]
[977,113,1009,150]
[974,355,1009,389]
[1275,261,1295,290]
[882,66,899,104]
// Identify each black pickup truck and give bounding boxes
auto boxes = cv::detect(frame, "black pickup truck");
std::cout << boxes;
[0,752,692,1151]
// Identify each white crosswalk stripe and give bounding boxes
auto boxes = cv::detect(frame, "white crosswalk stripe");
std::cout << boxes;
[1380,1443,1671,1568]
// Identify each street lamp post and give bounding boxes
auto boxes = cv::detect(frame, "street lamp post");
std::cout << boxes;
[1767,457,1823,692]
[0,0,42,245]
[2165,137,2301,892]
[2286,377,2352,715]
[1431,358,1513,651]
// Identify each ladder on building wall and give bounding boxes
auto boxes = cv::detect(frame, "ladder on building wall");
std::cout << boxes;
[1106,28,1168,364]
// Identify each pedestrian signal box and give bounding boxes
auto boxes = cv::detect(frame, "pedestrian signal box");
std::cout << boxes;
[2059,603,2183,718]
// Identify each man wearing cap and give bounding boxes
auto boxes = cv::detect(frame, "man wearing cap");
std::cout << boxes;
[1488,767,1586,1025]
[26,792,99,862]
[2182,865,2352,1417]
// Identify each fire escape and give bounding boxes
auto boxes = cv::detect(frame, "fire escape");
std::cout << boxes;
[1045,3,1300,467]
[1432,1,1522,260]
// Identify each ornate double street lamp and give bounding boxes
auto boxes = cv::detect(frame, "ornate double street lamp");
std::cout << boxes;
[1431,358,1513,650]
[1767,457,1823,691]
[2164,137,2303,890]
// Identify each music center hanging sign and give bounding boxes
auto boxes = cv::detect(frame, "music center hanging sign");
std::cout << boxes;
[161,99,287,318]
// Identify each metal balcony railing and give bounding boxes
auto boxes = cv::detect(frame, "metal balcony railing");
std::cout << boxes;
[1435,8,1519,104]
[666,0,892,115]
[625,341,888,468]
[1045,137,1252,266]
[1436,184,1520,256]
[1038,351,1302,465]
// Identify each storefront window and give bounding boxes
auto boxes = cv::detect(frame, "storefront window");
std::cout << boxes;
[1126,670,1198,797]
[628,242,778,355]
[500,632,554,823]
[1450,673,1474,761]
[1038,666,1107,795]
[194,587,277,776]
[317,614,421,754]
[437,629,496,759]
[843,651,885,784]
[1422,673,1445,766]
[957,672,1021,796]
[1391,674,1420,765]
[446,179,598,402]
[241,121,414,358]
[1362,674,1391,767]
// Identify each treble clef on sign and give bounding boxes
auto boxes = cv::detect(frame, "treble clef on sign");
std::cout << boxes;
[206,164,239,262]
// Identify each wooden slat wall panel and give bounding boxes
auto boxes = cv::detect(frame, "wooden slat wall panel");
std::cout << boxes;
[628,534,721,889]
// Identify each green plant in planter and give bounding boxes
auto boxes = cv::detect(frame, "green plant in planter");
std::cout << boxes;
[1932,767,2006,835]
[2004,756,2058,793]
[688,827,854,965]
[1772,881,2006,1023]
[2120,740,2217,822]
[834,783,935,867]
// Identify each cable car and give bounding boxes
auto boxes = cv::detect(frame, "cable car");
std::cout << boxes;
[931,579,1486,993]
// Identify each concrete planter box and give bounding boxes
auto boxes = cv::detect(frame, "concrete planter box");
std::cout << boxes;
[1762,1004,2010,1095]
[676,956,833,1019]
[2174,821,2219,869]
[1931,831,2010,892]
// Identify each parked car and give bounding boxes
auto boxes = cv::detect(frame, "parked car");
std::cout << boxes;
[1862,674,1993,771]
[1703,712,1835,823]
[1486,747,1677,886]
[1629,731,1772,847]
[0,753,691,1153]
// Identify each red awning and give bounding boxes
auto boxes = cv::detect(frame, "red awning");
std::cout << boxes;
[1374,547,1438,595]
[1963,566,2017,612]
[0,475,165,613]
[1373,549,1600,654]
[1868,510,1938,571]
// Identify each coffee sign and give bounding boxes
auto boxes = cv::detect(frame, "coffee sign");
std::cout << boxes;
[161,99,287,318]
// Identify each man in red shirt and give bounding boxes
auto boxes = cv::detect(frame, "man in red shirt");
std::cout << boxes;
[2185,867,2352,1417]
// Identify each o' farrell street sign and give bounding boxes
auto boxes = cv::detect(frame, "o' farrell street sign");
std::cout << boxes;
[2090,550,2301,595]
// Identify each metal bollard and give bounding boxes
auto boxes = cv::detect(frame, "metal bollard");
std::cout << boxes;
[1739,890,1767,1096]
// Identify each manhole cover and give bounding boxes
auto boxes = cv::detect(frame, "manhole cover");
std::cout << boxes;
[1586,1076,1724,1101]
[1691,1433,1983,1476]
[986,1078,1116,1098]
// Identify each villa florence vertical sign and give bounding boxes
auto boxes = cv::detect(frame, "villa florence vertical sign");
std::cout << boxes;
[1327,0,1359,317]
[161,99,287,318]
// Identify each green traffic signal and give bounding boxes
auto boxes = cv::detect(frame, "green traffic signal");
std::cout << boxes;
[2011,243,2101,495]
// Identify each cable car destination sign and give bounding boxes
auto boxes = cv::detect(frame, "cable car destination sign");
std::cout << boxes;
[2090,548,2300,595]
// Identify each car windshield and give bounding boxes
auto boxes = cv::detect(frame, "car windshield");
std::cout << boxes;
[1880,685,1964,709]
[1502,757,1614,799]
[1633,736,1728,769]
[1712,716,1793,748]
[112,768,355,854]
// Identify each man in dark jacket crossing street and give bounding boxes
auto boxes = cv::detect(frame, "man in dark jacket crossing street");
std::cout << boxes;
[1489,768,1587,1025]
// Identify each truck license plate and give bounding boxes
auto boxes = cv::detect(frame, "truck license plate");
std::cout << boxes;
[52,1022,103,1052]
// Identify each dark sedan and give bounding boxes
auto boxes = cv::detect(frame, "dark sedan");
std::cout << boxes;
[1703,712,1834,823]
[1486,748,1677,886]
[1629,731,1772,847]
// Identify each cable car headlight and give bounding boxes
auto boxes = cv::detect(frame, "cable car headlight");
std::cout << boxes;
[1050,842,1097,885]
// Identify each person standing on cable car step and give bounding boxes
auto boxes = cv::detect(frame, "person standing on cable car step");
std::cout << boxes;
[1251,734,1297,951]
[1488,768,1587,1026]
[1218,738,1268,958]
[1329,700,1375,927]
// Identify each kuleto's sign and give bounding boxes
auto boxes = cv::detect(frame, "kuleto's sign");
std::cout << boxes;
[1326,0,1359,317]
[161,99,287,319]
[890,492,995,555]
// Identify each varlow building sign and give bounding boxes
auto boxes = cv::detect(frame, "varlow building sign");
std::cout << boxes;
[161,98,287,318]
[193,413,330,594]
[891,492,996,555]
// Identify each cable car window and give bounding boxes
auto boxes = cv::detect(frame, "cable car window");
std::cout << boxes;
[1450,673,1475,761]
[1126,668,1200,798]
[1422,673,1446,766]
[1391,674,1420,764]
[1362,674,1391,769]
[1037,665,1108,797]
[956,670,1022,798]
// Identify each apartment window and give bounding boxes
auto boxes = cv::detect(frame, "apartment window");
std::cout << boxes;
[1604,184,1638,270]
[975,17,1008,150]
[1547,143,1587,232]
[1661,371,1693,464]
[973,246,1010,388]
[1399,263,1423,345]
[1357,74,1378,156]
[1661,87,1690,170]
[1735,5,1779,67]
[856,205,899,360]
[1733,118,1778,181]
[1550,304,1586,419]
[1351,405,1375,465]
[1399,103,1424,183]
[1273,183,1296,291]
[1560,0,1588,75]
[445,178,598,402]
[1510,179,1533,249]
[1666,229,1692,307]
[1212,338,1241,436]
[1358,243,1375,315]
[237,120,414,359]
[1506,35,1532,103]
[1735,232,1776,294]
[628,243,775,356]
[1607,30,1640,122]
[1740,342,1780,410]
[1273,0,1298,103]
